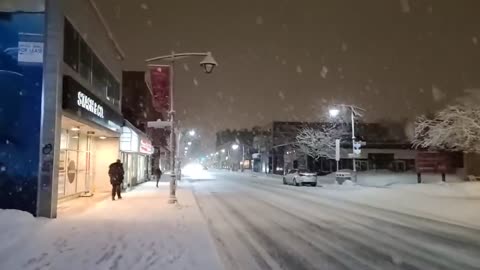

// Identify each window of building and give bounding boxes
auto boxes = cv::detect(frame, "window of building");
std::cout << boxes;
[78,38,92,83]
[92,54,107,96]
[63,18,120,107]
[63,19,79,71]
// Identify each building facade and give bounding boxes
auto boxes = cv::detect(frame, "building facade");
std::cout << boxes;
[254,121,419,175]
[0,1,126,218]
[122,71,169,171]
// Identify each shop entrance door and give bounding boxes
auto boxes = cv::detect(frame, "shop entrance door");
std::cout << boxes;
[58,128,93,198]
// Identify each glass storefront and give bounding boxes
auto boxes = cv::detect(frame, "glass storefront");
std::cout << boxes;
[120,125,153,189]
[58,127,94,198]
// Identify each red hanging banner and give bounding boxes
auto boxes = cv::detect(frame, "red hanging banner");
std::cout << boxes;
[149,65,171,113]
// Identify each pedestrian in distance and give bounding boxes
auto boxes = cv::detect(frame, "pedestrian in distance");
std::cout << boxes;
[109,159,124,200]
[155,167,163,188]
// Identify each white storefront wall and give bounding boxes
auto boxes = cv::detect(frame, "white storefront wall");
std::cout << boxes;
[120,126,153,189]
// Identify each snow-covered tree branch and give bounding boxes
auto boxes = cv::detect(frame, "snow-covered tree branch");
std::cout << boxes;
[412,104,480,153]
[296,124,345,160]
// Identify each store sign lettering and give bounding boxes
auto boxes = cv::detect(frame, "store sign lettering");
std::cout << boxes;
[77,91,104,119]
[140,139,153,154]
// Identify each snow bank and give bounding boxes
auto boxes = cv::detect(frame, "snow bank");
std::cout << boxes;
[356,171,463,187]
[0,209,40,255]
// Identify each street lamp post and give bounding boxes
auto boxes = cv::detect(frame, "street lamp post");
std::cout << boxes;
[145,52,217,204]
[329,104,366,173]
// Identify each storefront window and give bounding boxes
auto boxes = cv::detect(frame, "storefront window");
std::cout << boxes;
[63,18,120,108]
[79,38,92,83]
[63,19,79,71]
[68,130,79,150]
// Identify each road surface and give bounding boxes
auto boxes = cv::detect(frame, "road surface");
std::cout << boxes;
[190,171,480,270]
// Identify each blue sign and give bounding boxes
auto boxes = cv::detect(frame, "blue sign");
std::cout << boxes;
[0,11,46,215]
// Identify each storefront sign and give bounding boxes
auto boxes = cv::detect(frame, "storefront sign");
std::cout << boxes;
[63,76,123,133]
[77,91,104,118]
[149,65,171,113]
[140,139,154,155]
[120,127,139,153]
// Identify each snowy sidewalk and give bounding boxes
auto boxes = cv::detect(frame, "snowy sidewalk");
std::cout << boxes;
[0,181,223,270]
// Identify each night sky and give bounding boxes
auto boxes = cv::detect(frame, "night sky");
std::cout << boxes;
[97,0,480,146]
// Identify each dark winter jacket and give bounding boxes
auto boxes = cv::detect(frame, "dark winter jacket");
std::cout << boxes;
[154,168,162,177]
[109,162,124,185]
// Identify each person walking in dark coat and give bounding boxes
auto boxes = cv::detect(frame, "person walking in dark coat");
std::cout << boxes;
[109,159,124,200]
[155,168,163,188]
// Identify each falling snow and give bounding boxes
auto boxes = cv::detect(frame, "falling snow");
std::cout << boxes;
[278,91,285,100]
[432,85,446,102]
[296,65,303,74]
[427,5,433,14]
[183,63,190,71]
[146,20,152,27]
[341,42,348,52]
[400,0,410,13]
[320,66,328,78]
[472,36,478,45]
[140,3,148,10]
[114,6,121,19]
[256,16,263,25]
[281,59,287,65]
[193,78,198,86]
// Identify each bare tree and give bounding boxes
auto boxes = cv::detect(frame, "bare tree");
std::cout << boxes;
[412,104,480,153]
[296,124,345,160]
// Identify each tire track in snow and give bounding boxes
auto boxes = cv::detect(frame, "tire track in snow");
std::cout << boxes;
[247,181,480,270]
[211,192,319,270]
[195,191,274,270]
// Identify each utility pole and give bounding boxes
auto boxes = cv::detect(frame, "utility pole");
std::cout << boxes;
[351,109,356,172]
[168,55,177,204]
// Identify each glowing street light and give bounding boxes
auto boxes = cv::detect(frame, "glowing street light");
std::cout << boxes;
[329,108,340,117]
[187,141,192,146]
[221,149,226,153]
[328,104,366,173]
[231,144,239,150]
[189,130,196,136]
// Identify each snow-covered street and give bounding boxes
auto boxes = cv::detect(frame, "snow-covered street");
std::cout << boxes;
[0,181,222,270]
[192,171,480,270]
[2,171,480,270]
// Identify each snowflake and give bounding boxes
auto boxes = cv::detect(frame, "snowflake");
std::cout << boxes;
[278,91,285,100]
[140,3,149,10]
[473,36,478,45]
[296,65,303,74]
[427,5,433,14]
[256,16,263,25]
[193,78,198,86]
[432,85,446,102]
[400,0,410,13]
[341,42,348,52]
[320,66,328,78]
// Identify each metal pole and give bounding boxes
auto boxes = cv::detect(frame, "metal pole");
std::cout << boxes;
[168,54,177,204]
[351,108,356,172]
[241,145,245,172]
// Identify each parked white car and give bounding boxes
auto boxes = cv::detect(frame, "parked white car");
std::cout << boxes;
[283,169,318,187]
